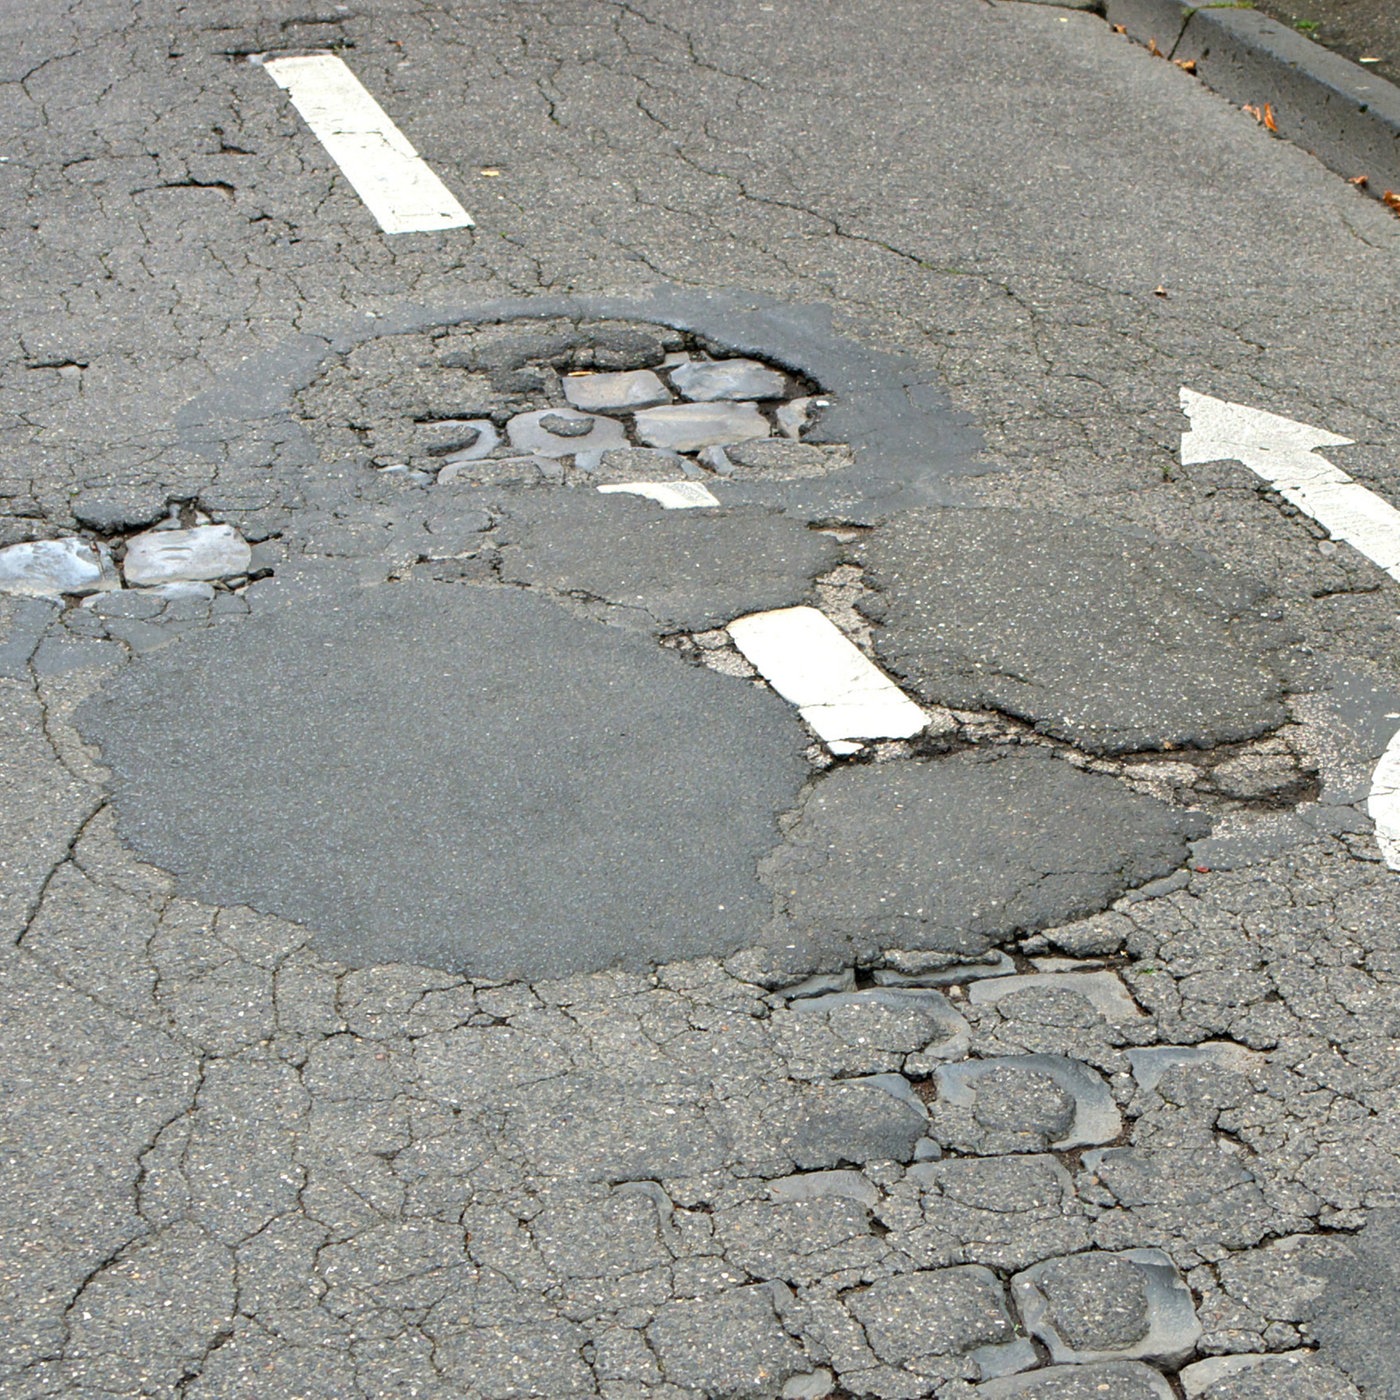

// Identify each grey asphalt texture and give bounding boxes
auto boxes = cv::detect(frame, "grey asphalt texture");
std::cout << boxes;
[4,0,1400,1397]
[79,574,810,975]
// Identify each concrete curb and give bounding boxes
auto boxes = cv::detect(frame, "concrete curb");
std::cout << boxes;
[1101,0,1400,201]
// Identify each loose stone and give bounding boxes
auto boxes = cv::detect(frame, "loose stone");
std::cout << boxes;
[507,409,628,458]
[633,401,770,452]
[1012,1248,1202,1368]
[670,357,790,401]
[777,395,818,438]
[563,369,671,411]
[123,524,253,586]
[420,420,483,456]
[0,538,117,597]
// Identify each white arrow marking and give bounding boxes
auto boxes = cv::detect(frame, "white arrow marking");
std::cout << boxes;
[727,606,928,753]
[264,53,473,234]
[1179,387,1400,868]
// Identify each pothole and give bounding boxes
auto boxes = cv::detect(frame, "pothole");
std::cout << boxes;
[294,317,846,491]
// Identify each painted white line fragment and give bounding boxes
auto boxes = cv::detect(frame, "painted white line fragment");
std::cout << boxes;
[263,53,473,234]
[1369,735,1400,869]
[727,606,928,748]
[1179,386,1400,869]
[596,481,720,509]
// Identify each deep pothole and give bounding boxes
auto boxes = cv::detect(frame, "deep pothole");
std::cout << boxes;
[294,317,848,492]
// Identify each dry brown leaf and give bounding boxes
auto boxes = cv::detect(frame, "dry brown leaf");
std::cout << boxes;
[1349,174,1370,188]
[1383,191,1400,216]
[1263,102,1279,133]
[1148,37,1163,57]
[1154,285,1168,298]
[1112,23,1127,34]
[1174,58,1197,74]
[1242,102,1262,122]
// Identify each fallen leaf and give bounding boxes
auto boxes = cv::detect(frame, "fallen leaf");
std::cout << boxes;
[1112,23,1127,34]
[1242,102,1262,122]
[1384,191,1400,216]
[1349,174,1370,188]
[1148,37,1163,57]
[1175,58,1197,73]
[1263,102,1279,132]
[1194,865,1211,874]
[480,167,501,177]
[1154,285,1168,298]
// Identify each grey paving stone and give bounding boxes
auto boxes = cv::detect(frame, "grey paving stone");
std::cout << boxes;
[1081,1145,1275,1257]
[586,446,701,483]
[863,509,1293,756]
[648,1285,805,1397]
[77,577,809,976]
[1013,1248,1202,1367]
[0,538,117,597]
[723,439,852,479]
[763,748,1206,972]
[122,523,251,586]
[846,1265,1015,1365]
[634,401,771,452]
[564,369,672,411]
[419,417,497,460]
[670,358,790,401]
[975,1361,1176,1399]
[906,1154,1092,1272]
[772,1076,929,1169]
[497,490,840,632]
[1183,1352,1361,1400]
[506,407,629,457]
[933,1055,1120,1154]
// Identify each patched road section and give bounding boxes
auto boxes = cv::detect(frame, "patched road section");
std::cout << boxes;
[77,577,809,975]
[864,509,1297,756]
[760,748,1208,979]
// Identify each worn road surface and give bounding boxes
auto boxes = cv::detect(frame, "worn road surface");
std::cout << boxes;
[3,1,1400,1397]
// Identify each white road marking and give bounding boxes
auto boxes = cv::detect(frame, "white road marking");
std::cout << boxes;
[1179,387,1400,868]
[596,481,720,509]
[263,53,473,234]
[727,606,928,750]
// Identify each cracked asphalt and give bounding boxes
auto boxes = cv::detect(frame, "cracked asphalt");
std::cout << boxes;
[3,0,1400,1397]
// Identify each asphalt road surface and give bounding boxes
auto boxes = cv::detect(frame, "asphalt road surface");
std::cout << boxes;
[3,1,1400,1397]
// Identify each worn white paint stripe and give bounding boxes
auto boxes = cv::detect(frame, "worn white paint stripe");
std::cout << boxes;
[264,53,473,234]
[1369,738,1400,869]
[1180,387,1400,869]
[1179,387,1400,580]
[727,606,928,748]
[597,481,720,509]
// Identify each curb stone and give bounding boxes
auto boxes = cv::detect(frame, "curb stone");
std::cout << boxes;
[1104,0,1400,199]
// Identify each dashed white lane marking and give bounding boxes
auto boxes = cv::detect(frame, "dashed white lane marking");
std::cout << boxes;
[596,481,720,509]
[263,53,473,234]
[1179,387,1400,869]
[727,606,928,752]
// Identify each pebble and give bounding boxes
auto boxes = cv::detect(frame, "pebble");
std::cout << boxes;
[122,524,252,587]
[777,396,822,438]
[421,420,485,457]
[670,357,789,401]
[633,402,770,452]
[0,538,117,597]
[507,409,628,458]
[563,369,671,412]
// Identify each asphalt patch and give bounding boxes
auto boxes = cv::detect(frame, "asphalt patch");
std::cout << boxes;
[760,747,1208,977]
[496,492,842,632]
[863,508,1294,755]
[77,576,809,976]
